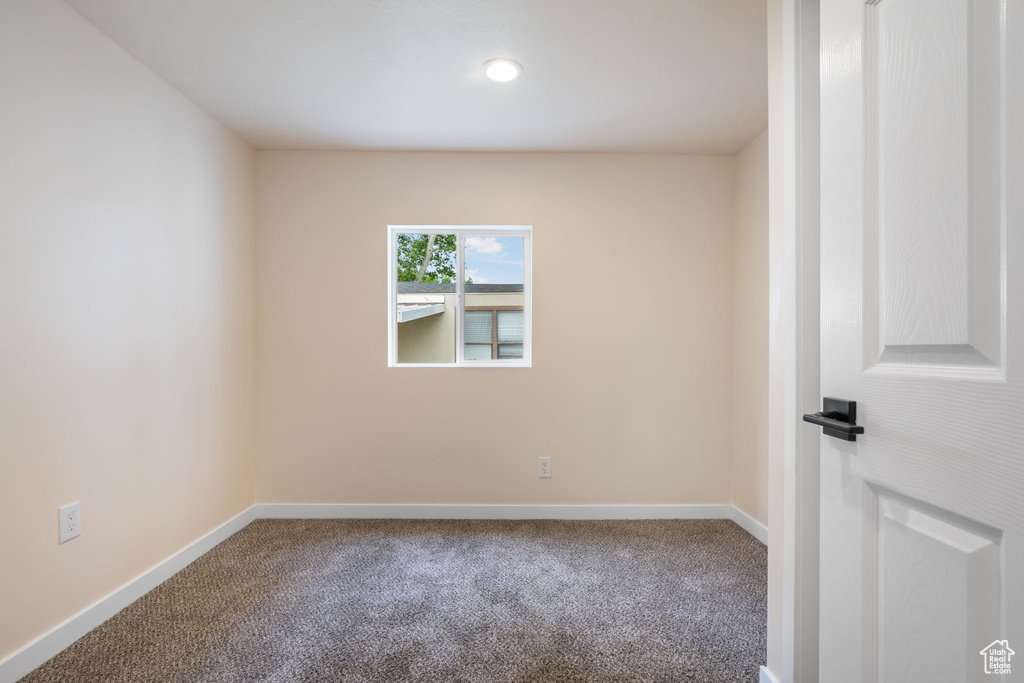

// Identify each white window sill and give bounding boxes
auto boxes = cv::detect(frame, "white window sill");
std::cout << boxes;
[389,362,532,368]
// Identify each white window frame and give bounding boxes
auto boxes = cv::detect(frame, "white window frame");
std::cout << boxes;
[387,225,533,368]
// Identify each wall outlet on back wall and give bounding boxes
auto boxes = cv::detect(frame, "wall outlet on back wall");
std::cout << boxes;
[538,457,551,478]
[59,501,81,543]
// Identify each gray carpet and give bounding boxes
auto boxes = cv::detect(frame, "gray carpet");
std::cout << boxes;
[22,519,767,683]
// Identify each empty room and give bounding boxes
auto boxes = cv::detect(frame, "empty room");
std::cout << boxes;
[3,1,1021,682]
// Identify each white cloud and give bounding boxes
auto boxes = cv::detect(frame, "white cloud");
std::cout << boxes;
[465,268,488,284]
[465,236,505,255]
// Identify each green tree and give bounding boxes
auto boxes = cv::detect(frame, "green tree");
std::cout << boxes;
[396,234,471,283]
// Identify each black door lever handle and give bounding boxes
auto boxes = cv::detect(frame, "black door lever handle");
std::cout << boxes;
[802,412,864,434]
[802,398,864,441]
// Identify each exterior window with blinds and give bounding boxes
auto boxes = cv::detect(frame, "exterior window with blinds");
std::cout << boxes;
[497,310,524,358]
[464,310,493,359]
[464,308,524,360]
[388,225,532,367]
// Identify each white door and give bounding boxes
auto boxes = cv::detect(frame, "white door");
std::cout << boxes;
[819,0,1024,681]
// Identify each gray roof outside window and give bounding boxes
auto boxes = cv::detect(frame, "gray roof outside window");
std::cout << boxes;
[396,282,523,294]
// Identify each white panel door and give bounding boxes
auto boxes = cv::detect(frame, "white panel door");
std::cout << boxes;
[819,0,1023,681]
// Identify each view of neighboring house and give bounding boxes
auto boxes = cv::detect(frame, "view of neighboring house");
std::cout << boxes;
[396,282,524,363]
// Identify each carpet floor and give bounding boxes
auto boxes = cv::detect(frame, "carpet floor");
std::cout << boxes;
[22,519,767,683]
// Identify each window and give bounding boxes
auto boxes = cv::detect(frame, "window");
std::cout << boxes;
[464,308,524,359]
[387,226,532,367]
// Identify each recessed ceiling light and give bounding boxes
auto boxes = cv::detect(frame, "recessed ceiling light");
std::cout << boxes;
[482,58,523,82]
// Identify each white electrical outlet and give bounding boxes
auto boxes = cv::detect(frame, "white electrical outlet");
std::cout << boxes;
[538,457,552,478]
[59,502,81,544]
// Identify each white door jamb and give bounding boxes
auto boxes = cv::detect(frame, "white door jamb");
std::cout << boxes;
[767,0,820,681]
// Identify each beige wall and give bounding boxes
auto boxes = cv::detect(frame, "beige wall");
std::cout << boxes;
[0,0,256,663]
[731,130,769,526]
[256,152,736,504]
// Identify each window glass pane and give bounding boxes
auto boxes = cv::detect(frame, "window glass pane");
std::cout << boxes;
[498,344,523,359]
[497,310,524,343]
[464,310,493,344]
[464,344,493,360]
[464,235,524,361]
[395,233,456,363]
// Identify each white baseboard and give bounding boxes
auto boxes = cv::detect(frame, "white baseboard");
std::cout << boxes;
[760,665,781,683]
[1,502,767,683]
[0,505,257,683]
[253,502,736,521]
[731,505,769,545]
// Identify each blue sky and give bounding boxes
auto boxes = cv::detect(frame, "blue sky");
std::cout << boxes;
[464,236,523,284]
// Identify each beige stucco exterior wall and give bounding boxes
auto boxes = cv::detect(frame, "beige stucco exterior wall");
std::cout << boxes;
[464,293,525,308]
[256,151,736,505]
[731,129,769,527]
[397,294,456,363]
[0,0,256,662]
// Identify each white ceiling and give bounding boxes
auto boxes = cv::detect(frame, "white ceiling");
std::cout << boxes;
[63,0,767,154]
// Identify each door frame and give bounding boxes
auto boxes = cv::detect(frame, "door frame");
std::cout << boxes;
[765,0,820,681]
